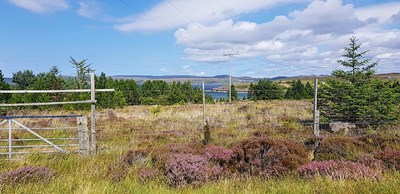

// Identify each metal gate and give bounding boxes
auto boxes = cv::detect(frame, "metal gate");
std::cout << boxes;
[0,115,89,160]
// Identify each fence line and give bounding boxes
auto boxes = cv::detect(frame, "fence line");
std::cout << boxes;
[0,73,115,160]
[0,89,114,94]
[0,115,89,160]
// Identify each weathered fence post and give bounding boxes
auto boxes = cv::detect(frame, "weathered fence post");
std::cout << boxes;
[313,79,320,137]
[202,83,206,125]
[90,72,97,153]
[77,116,89,155]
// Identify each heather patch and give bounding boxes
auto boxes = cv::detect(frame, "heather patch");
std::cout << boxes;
[165,153,209,187]
[374,148,400,171]
[231,137,308,178]
[298,160,381,180]
[204,146,235,166]
[314,136,372,161]
[138,168,159,182]
[107,150,148,181]
[359,133,400,150]
[0,166,55,186]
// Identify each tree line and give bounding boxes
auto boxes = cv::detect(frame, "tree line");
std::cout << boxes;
[247,79,314,100]
[0,57,214,111]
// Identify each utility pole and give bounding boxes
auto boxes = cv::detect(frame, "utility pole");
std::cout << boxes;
[223,52,239,103]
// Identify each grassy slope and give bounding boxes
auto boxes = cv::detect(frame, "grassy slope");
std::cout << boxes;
[0,101,399,193]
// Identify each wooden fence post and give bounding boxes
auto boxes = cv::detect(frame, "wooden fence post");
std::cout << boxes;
[90,72,96,153]
[313,79,320,137]
[78,116,89,155]
[8,118,12,161]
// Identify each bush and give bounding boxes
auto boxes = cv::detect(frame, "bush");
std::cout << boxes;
[374,148,400,171]
[358,133,400,150]
[107,150,148,181]
[204,146,235,166]
[314,136,372,161]
[298,160,381,180]
[357,155,387,172]
[165,153,209,187]
[231,137,308,178]
[150,143,204,169]
[138,168,159,182]
[0,166,55,186]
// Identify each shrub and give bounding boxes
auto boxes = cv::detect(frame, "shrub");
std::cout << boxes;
[0,166,55,186]
[314,136,372,161]
[231,137,308,178]
[298,160,381,180]
[138,168,159,182]
[357,155,387,172]
[204,146,235,166]
[374,148,400,171]
[150,143,204,169]
[359,133,400,150]
[107,150,148,181]
[165,153,209,187]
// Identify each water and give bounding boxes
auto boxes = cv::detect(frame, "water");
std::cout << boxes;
[206,91,247,100]
[192,83,248,100]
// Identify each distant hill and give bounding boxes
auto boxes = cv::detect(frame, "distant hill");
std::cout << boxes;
[4,78,12,84]
[112,74,262,84]
[3,73,398,86]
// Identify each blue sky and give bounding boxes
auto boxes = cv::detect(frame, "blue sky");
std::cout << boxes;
[0,0,399,78]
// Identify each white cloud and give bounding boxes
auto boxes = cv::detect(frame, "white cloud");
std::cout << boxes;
[355,2,400,24]
[176,0,363,58]
[76,0,101,19]
[172,0,400,76]
[9,0,69,13]
[114,0,311,32]
[160,68,168,73]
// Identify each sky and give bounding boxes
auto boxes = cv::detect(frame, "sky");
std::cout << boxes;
[0,0,399,78]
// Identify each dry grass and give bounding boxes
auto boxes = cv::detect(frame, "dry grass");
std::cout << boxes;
[0,100,399,193]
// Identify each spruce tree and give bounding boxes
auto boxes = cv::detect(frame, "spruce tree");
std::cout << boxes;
[333,36,378,84]
[319,36,399,124]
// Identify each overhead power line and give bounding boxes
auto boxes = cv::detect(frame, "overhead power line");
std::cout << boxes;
[165,0,211,35]
[165,0,195,24]
[117,0,171,30]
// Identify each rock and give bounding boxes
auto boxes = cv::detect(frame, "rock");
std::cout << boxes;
[329,122,356,134]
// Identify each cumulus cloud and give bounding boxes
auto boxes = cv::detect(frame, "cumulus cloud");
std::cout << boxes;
[76,0,102,19]
[176,0,361,59]
[172,0,400,76]
[114,0,310,32]
[9,0,69,13]
[355,2,400,24]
